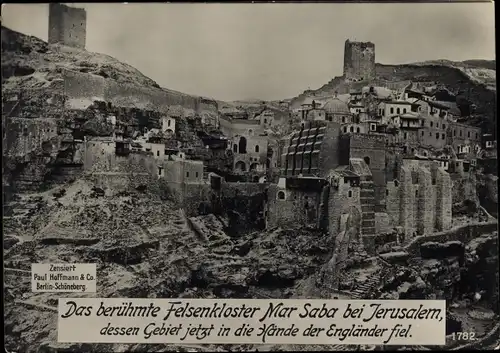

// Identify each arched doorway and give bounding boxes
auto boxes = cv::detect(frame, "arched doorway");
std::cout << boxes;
[239,136,247,154]
[235,161,246,171]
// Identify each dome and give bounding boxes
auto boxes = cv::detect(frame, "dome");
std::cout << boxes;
[323,97,350,115]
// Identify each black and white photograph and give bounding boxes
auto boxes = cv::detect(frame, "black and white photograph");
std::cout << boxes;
[2,2,498,352]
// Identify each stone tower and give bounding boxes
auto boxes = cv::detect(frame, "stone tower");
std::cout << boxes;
[343,39,375,82]
[48,3,87,49]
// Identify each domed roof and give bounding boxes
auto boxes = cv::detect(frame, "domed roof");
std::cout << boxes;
[323,96,350,115]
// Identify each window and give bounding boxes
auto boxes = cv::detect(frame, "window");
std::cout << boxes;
[421,120,424,126]
[404,133,407,139]
[196,172,199,178]
[430,122,433,127]
[442,124,446,129]
[442,133,445,139]
[436,133,440,139]
[437,123,439,128]
[394,180,399,187]
[460,130,463,137]
[348,190,353,198]
[429,132,432,137]
[390,107,394,114]
[158,168,162,176]
[233,144,238,153]
[468,131,471,138]
[371,124,376,131]
[328,116,333,122]
[277,191,285,200]
[386,189,389,196]
[350,126,354,132]
[403,108,407,114]
[342,117,346,123]
[415,189,418,197]
[356,127,360,133]
[397,108,400,114]
[475,133,478,139]
[168,120,171,127]
[255,145,260,153]
[157,151,160,156]
[343,126,347,133]
[364,156,370,166]
[186,172,190,178]
[421,131,424,136]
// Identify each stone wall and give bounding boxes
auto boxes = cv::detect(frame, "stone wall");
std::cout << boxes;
[271,188,322,229]
[221,182,267,235]
[61,70,218,115]
[62,69,106,102]
[343,40,376,81]
[86,173,154,194]
[400,166,415,237]
[83,140,157,176]
[404,220,498,256]
[48,3,86,49]
[345,133,386,208]
[328,183,361,237]
[417,167,434,235]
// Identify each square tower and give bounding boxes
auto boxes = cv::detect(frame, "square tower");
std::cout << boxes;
[48,3,87,49]
[343,40,375,82]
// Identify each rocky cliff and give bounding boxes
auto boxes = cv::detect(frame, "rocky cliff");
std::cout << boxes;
[2,26,223,195]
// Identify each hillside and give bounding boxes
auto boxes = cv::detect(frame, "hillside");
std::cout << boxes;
[1,26,219,116]
[289,59,496,134]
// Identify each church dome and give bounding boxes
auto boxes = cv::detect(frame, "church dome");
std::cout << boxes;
[323,97,350,115]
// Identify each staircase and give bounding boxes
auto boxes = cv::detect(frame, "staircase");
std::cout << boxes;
[349,260,392,299]
[360,176,376,236]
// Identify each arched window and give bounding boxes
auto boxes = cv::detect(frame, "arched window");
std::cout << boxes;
[356,127,360,133]
[255,145,260,153]
[233,144,238,153]
[403,108,407,113]
[348,190,352,198]
[239,136,247,154]
[343,126,347,133]
[277,191,285,200]
[364,156,370,166]
[350,126,354,132]
[235,161,246,171]
[397,108,400,114]
[342,117,345,123]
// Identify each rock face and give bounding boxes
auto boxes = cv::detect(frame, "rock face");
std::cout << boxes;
[1,26,225,195]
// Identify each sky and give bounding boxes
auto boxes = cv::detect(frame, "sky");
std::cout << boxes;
[1,2,496,102]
